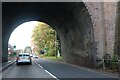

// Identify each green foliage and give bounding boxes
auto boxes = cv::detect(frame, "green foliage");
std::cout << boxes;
[112,54,118,61]
[32,22,57,56]
[103,54,112,67]
[96,60,103,68]
[103,54,118,69]
[44,56,62,61]
[8,52,17,57]
[96,54,118,70]
[111,54,118,69]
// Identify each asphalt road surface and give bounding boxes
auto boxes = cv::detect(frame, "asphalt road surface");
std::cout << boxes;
[2,58,119,80]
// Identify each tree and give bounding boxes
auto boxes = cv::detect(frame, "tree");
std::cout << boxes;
[24,46,32,53]
[32,22,57,56]
[15,49,24,54]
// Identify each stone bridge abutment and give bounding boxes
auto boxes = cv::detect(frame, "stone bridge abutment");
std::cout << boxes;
[2,2,119,68]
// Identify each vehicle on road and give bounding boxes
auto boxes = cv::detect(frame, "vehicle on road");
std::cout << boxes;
[16,53,32,65]
[33,54,39,59]
[30,54,33,57]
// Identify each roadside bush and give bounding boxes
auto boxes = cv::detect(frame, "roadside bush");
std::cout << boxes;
[8,52,17,57]
[96,61,103,68]
[111,54,118,69]
[96,57,103,68]
[96,54,119,73]
[103,54,112,67]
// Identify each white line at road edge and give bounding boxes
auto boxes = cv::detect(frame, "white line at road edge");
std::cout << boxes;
[34,60,59,80]
[2,63,15,76]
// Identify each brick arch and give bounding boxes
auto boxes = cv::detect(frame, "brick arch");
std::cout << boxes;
[2,2,103,67]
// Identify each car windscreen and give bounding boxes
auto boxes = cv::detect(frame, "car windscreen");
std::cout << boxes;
[18,55,22,57]
[23,54,30,56]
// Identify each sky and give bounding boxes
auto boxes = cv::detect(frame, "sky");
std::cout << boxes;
[8,21,39,50]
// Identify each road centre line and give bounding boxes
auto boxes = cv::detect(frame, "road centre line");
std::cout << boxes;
[37,64,43,68]
[45,70,59,80]
[34,61,43,68]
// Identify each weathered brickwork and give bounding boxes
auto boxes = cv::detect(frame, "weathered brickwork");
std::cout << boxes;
[84,2,117,58]
[85,2,105,58]
[104,3,117,56]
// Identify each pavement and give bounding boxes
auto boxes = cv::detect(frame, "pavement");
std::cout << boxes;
[0,60,16,72]
[0,60,16,80]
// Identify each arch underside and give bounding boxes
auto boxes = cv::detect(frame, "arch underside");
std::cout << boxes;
[3,2,97,67]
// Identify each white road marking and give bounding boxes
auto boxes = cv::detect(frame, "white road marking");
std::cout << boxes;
[45,70,59,80]
[34,60,59,80]
[37,64,43,68]
[34,61,43,68]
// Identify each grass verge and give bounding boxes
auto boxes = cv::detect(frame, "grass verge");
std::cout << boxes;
[43,56,62,61]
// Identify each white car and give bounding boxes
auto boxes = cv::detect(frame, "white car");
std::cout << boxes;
[16,53,32,65]
[33,55,39,59]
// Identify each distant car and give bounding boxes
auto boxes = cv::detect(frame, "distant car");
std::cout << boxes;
[30,54,33,57]
[33,55,39,59]
[16,53,32,65]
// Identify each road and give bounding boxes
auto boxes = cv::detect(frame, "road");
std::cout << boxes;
[2,58,119,80]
